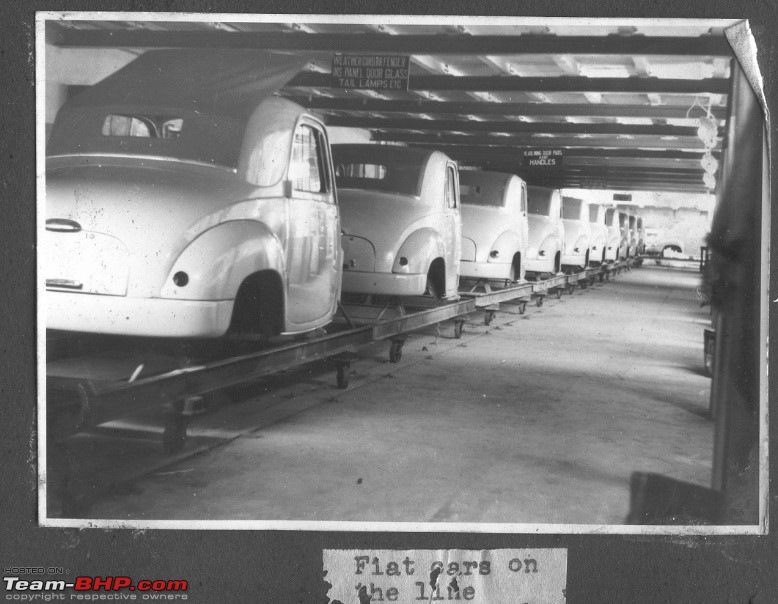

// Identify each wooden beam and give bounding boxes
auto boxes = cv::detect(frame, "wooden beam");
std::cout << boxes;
[287,96,729,121]
[51,28,733,57]
[371,131,720,151]
[289,72,731,95]
[406,144,719,160]
[443,153,705,171]
[325,115,706,137]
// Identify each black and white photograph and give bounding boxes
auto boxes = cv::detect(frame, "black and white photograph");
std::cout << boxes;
[2,7,774,602]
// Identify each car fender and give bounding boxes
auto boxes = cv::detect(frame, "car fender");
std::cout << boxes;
[160,220,286,300]
[488,230,523,263]
[572,235,589,254]
[392,228,446,274]
[538,234,561,258]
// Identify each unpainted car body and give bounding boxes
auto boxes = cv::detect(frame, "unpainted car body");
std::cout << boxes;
[587,204,608,266]
[628,214,639,257]
[45,50,343,338]
[459,170,529,282]
[604,208,621,262]
[333,144,462,299]
[561,196,592,270]
[636,217,645,255]
[525,186,565,275]
[618,211,631,259]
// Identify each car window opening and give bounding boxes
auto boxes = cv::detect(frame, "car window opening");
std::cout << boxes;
[333,160,422,197]
[102,114,184,139]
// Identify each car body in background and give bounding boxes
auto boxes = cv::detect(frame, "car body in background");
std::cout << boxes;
[628,214,639,257]
[44,49,343,339]
[561,196,591,271]
[644,229,686,257]
[459,170,529,282]
[636,217,645,255]
[587,203,608,266]
[618,211,631,259]
[604,208,621,262]
[525,186,565,276]
[333,144,461,300]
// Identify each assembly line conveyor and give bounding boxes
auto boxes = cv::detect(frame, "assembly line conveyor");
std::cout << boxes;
[46,259,636,453]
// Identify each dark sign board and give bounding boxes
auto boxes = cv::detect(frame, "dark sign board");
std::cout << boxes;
[332,55,410,91]
[613,193,633,201]
[522,149,564,167]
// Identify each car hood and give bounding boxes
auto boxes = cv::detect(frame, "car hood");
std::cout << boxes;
[338,188,435,254]
[46,156,258,252]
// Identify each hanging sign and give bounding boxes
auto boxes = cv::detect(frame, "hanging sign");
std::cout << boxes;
[522,149,564,167]
[331,55,411,91]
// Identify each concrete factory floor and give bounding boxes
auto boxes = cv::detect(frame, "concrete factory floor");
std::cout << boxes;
[62,266,714,525]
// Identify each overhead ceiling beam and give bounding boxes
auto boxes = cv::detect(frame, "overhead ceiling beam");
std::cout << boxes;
[479,169,707,181]
[288,97,729,120]
[325,116,708,137]
[404,144,719,160]
[525,181,710,193]
[428,152,707,170]
[288,72,731,95]
[481,156,704,170]
[50,28,734,57]
[521,174,709,187]
[371,131,720,151]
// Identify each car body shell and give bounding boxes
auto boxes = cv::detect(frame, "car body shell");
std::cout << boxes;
[644,229,685,256]
[561,196,592,270]
[525,186,565,275]
[604,208,621,262]
[333,145,462,299]
[618,212,631,259]
[44,50,342,338]
[636,217,645,255]
[458,170,529,282]
[587,204,608,266]
[628,214,639,257]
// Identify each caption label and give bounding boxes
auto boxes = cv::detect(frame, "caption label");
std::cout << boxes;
[324,548,567,603]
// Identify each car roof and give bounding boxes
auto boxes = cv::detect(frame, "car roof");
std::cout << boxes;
[64,49,307,118]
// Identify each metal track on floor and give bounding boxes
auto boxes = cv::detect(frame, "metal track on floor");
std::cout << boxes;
[46,258,638,451]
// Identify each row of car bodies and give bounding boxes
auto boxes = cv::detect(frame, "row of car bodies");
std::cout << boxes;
[43,50,643,340]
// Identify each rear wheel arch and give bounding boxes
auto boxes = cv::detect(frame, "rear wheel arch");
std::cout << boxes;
[511,252,522,281]
[228,270,285,338]
[426,257,446,298]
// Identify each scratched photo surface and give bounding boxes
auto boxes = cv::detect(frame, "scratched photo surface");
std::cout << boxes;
[39,14,768,532]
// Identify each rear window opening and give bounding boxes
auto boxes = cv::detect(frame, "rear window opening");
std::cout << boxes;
[102,114,184,139]
[461,184,503,207]
[562,199,584,220]
[334,161,421,196]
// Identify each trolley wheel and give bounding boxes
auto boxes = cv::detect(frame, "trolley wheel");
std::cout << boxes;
[555,288,562,299]
[536,295,544,307]
[580,280,587,290]
[336,364,350,389]
[518,302,527,315]
[163,416,188,454]
[567,284,575,295]
[453,320,465,339]
[389,340,404,363]
[484,311,495,326]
